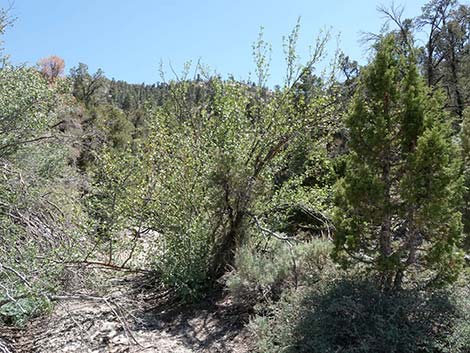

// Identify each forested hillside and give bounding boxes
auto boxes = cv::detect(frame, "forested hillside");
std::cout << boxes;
[1,1,470,352]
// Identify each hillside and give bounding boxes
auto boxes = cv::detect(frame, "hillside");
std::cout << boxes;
[1,2,470,352]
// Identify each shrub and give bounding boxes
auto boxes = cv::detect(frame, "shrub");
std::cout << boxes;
[88,26,339,300]
[0,64,90,325]
[249,277,470,353]
[226,239,335,306]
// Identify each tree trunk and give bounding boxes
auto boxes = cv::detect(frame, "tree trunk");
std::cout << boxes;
[210,210,245,279]
[380,160,394,291]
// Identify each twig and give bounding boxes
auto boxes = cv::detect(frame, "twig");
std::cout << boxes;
[0,263,31,288]
[62,260,150,273]
[64,302,92,344]
[103,298,141,347]
[251,215,299,288]
[0,135,57,152]
[252,215,297,243]
[49,293,142,346]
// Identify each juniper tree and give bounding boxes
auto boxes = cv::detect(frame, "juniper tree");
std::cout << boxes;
[462,108,470,249]
[334,34,464,290]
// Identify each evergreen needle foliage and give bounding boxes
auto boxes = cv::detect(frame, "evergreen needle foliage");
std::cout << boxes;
[333,34,464,290]
[1,2,470,351]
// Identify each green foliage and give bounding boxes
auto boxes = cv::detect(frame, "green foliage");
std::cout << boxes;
[250,276,470,353]
[267,141,336,235]
[0,8,13,58]
[0,296,52,326]
[226,239,335,306]
[0,62,89,325]
[418,0,470,122]
[94,105,135,150]
[2,5,470,347]
[334,34,464,289]
[90,36,338,298]
[70,63,106,107]
[0,66,57,155]
[252,26,271,87]
[462,108,470,249]
[68,22,339,301]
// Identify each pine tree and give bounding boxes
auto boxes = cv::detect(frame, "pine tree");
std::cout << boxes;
[333,34,464,290]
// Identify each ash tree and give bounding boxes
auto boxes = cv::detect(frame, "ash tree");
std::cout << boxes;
[333,34,464,291]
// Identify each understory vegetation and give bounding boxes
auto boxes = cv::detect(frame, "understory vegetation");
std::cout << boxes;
[1,1,470,351]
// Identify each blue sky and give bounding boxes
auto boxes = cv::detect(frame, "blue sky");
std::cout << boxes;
[2,0,427,85]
